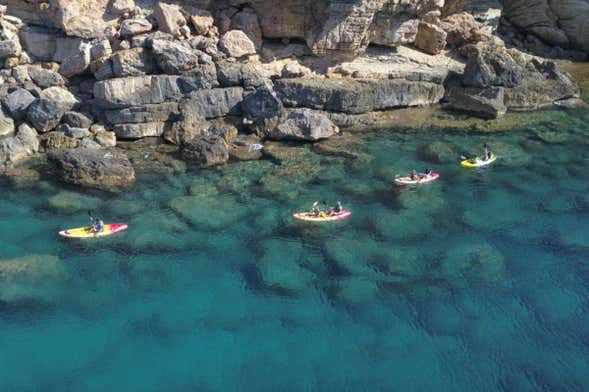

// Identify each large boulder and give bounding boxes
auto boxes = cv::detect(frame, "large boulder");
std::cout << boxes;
[0,38,22,59]
[414,21,447,55]
[503,0,589,53]
[93,75,200,108]
[19,26,56,62]
[150,39,203,75]
[188,9,215,36]
[275,78,445,114]
[26,86,79,133]
[445,86,507,119]
[111,48,158,77]
[2,88,35,121]
[181,135,229,167]
[180,87,244,119]
[219,30,257,58]
[120,18,153,38]
[461,45,579,110]
[241,86,283,123]
[0,107,15,137]
[112,122,171,139]
[28,66,66,88]
[231,7,263,49]
[153,2,185,35]
[216,60,268,88]
[0,123,39,168]
[59,44,91,77]
[50,0,115,39]
[270,109,339,141]
[47,147,136,190]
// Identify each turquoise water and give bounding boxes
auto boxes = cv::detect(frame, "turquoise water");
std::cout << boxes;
[2,108,589,391]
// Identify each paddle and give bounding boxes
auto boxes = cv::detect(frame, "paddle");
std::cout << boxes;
[87,210,95,221]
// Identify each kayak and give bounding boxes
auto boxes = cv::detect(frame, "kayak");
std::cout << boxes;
[461,154,496,168]
[293,210,352,222]
[394,172,440,185]
[59,223,128,238]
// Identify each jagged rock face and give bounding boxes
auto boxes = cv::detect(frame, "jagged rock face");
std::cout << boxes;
[442,0,502,32]
[445,86,506,119]
[503,0,589,53]
[0,123,39,168]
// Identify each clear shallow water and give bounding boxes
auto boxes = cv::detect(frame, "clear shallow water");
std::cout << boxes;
[1,108,589,391]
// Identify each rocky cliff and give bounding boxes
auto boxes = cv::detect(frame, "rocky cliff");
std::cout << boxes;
[0,0,585,188]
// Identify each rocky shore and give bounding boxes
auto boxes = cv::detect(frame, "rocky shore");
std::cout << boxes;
[0,0,586,189]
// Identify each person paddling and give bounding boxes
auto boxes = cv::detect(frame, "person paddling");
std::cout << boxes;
[483,144,492,161]
[93,217,104,233]
[310,202,320,217]
[410,169,419,181]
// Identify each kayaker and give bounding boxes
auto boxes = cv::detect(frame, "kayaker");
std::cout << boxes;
[92,217,104,233]
[334,201,343,214]
[410,169,419,180]
[484,144,492,161]
[310,202,320,217]
[424,168,432,177]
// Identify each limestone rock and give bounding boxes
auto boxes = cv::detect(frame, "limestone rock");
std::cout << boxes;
[62,111,93,129]
[56,123,92,139]
[50,0,114,39]
[181,135,229,167]
[0,123,39,168]
[47,147,136,190]
[270,108,339,141]
[2,88,35,121]
[217,60,268,88]
[163,116,209,145]
[27,86,79,133]
[151,39,200,74]
[113,122,171,139]
[231,8,263,49]
[275,78,445,114]
[439,12,485,48]
[415,21,447,55]
[241,86,283,123]
[219,30,256,58]
[153,2,186,35]
[111,0,136,16]
[111,47,158,77]
[445,86,507,119]
[104,102,179,125]
[370,14,419,46]
[94,130,117,147]
[41,131,79,150]
[188,9,215,36]
[180,87,244,119]
[503,0,589,53]
[281,62,311,79]
[93,75,199,108]
[59,44,91,77]
[0,38,22,59]
[0,106,15,137]
[19,26,56,62]
[120,19,153,38]
[28,66,66,88]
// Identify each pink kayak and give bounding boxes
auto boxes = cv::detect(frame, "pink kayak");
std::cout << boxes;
[394,172,440,186]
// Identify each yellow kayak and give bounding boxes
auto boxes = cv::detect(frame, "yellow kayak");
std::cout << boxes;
[461,154,496,168]
[293,210,352,222]
[59,223,128,238]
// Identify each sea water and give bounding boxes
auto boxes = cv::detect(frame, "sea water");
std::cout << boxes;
[1,107,589,391]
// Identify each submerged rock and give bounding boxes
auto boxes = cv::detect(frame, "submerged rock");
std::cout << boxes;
[441,241,505,282]
[48,190,101,212]
[0,254,67,304]
[257,239,313,294]
[47,147,136,190]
